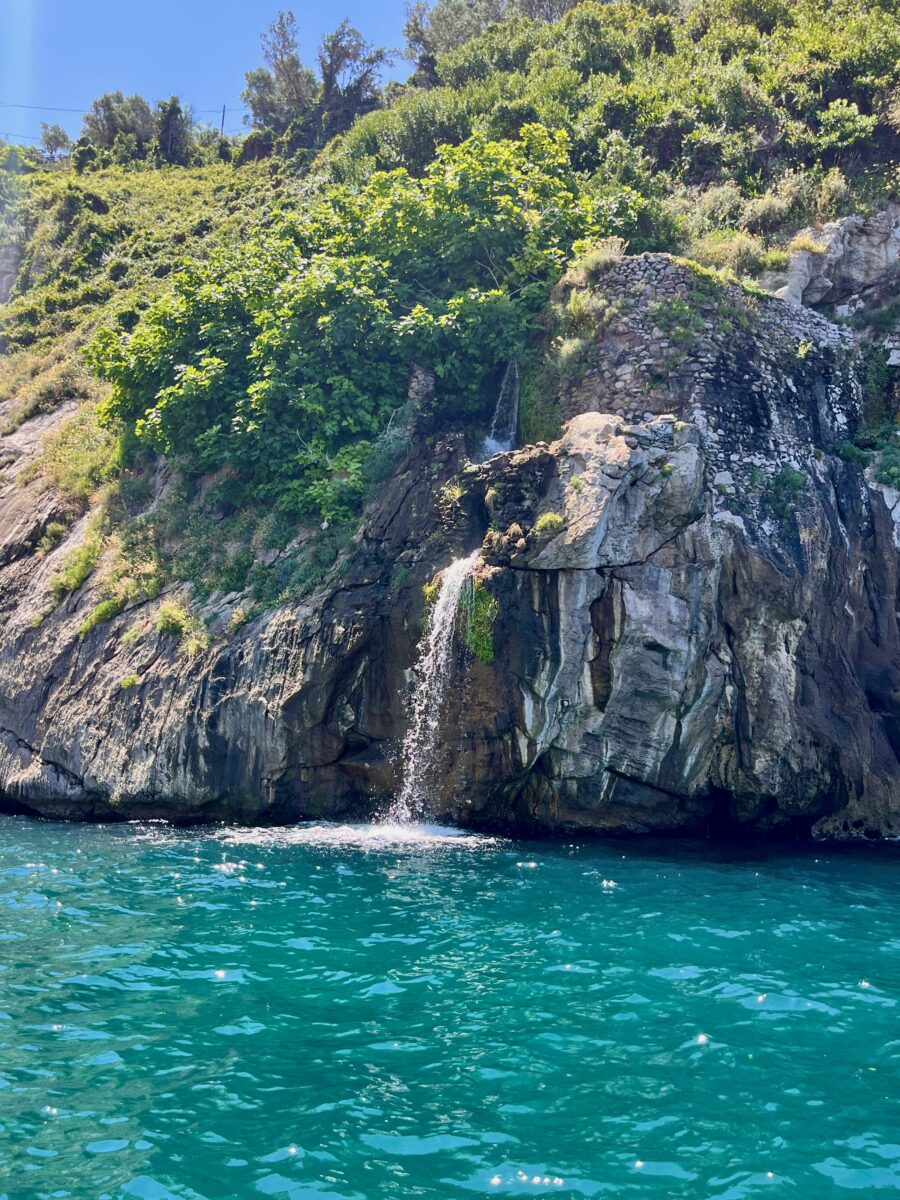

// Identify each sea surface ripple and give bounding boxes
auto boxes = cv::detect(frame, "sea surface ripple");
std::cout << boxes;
[1,817,899,1198]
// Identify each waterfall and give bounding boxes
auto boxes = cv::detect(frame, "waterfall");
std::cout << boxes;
[390,550,481,823]
[482,360,520,458]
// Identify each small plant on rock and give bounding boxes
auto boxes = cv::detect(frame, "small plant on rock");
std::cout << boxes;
[535,511,564,535]
[460,577,499,665]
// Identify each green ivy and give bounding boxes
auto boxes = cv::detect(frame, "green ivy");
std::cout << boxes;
[461,578,499,665]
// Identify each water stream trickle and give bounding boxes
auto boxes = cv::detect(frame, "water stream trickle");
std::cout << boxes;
[390,550,481,822]
[482,359,520,458]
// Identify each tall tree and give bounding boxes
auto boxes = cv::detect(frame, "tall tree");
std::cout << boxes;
[242,10,391,149]
[39,123,72,162]
[81,92,155,153]
[155,97,192,165]
[404,0,580,64]
[318,20,392,139]
[242,10,318,135]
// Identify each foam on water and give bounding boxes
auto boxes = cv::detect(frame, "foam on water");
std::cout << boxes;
[217,820,503,851]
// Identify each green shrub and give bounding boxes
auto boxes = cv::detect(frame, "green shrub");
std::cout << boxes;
[766,467,806,519]
[156,599,190,636]
[518,360,563,444]
[50,515,104,597]
[650,297,705,348]
[787,233,827,256]
[460,577,499,664]
[758,248,790,272]
[120,674,140,690]
[688,230,766,276]
[569,236,629,279]
[535,511,564,534]
[36,520,68,556]
[29,403,121,506]
[79,597,123,639]
[837,440,872,466]
[155,599,209,657]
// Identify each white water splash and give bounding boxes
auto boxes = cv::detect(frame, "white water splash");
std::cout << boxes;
[216,821,502,851]
[390,550,481,822]
[482,360,520,458]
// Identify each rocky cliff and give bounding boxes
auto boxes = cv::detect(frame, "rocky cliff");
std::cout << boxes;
[2,251,900,837]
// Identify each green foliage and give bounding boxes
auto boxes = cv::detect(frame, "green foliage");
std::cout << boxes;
[787,233,827,256]
[27,404,122,505]
[535,510,564,534]
[0,350,102,434]
[79,598,124,639]
[89,125,655,521]
[242,12,390,152]
[156,599,190,635]
[875,443,900,490]
[36,521,68,556]
[837,440,872,467]
[423,579,440,608]
[518,359,563,443]
[50,515,105,597]
[849,419,900,487]
[332,0,899,196]
[460,577,499,664]
[861,346,893,421]
[120,674,140,689]
[650,296,705,348]
[1,164,273,355]
[687,230,767,277]
[766,467,806,519]
[155,599,209,657]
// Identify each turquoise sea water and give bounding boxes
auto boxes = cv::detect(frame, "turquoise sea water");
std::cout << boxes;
[1,818,899,1199]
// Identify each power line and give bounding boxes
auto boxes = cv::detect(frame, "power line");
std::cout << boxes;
[0,100,246,115]
[0,130,41,141]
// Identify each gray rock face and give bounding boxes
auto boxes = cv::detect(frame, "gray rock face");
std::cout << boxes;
[2,254,900,838]
[778,203,900,309]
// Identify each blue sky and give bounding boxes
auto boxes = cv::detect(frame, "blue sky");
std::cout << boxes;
[0,0,410,145]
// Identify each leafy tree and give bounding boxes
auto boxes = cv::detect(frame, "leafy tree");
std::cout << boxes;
[39,123,72,162]
[71,137,100,174]
[81,92,155,153]
[242,10,319,136]
[154,97,192,166]
[241,9,391,153]
[318,20,392,140]
[404,0,580,64]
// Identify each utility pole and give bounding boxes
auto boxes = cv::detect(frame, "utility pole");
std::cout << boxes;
[220,104,226,137]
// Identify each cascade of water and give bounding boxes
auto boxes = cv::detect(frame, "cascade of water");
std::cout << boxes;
[482,360,520,458]
[389,550,481,823]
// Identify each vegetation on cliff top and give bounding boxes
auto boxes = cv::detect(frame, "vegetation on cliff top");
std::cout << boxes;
[1,0,898,618]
